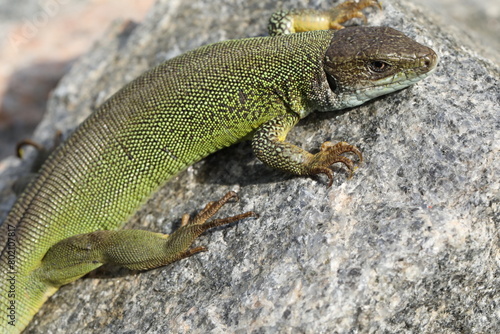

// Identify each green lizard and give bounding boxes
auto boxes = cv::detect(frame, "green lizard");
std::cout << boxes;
[0,0,438,332]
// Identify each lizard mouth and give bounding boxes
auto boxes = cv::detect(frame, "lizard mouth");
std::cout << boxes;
[364,65,437,95]
[346,52,439,107]
[337,62,438,109]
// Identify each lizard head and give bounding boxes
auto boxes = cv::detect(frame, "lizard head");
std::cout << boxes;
[323,26,438,109]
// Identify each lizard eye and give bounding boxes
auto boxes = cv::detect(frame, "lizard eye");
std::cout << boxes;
[368,60,391,73]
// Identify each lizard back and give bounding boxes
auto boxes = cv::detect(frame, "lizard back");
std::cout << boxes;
[0,30,335,330]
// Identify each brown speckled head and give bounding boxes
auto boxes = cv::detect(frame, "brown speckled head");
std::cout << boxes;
[323,26,438,108]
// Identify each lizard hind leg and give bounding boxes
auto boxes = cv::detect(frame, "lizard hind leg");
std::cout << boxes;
[12,131,63,195]
[172,191,258,254]
[133,191,258,268]
[172,192,258,263]
[36,192,257,285]
[103,191,257,270]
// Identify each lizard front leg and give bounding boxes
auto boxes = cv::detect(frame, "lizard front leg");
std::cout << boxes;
[268,0,381,35]
[35,192,257,286]
[252,113,362,187]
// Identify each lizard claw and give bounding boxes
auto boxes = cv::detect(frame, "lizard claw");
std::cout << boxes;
[328,0,382,30]
[182,191,258,230]
[268,0,381,35]
[306,141,363,187]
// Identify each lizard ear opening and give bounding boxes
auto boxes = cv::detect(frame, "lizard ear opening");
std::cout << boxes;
[326,72,338,93]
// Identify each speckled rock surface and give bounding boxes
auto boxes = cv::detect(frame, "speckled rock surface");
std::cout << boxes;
[0,0,498,333]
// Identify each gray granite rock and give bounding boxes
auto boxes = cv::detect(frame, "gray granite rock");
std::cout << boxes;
[0,0,498,333]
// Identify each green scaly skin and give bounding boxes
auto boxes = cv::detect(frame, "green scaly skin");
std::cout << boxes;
[0,1,438,332]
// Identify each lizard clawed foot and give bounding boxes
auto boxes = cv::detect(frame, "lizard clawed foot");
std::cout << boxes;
[181,191,258,229]
[305,141,363,187]
[152,192,258,264]
[328,0,382,30]
[171,191,258,261]
[268,0,381,35]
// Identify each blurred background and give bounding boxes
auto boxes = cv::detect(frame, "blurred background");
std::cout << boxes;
[0,0,497,160]
[0,0,155,159]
